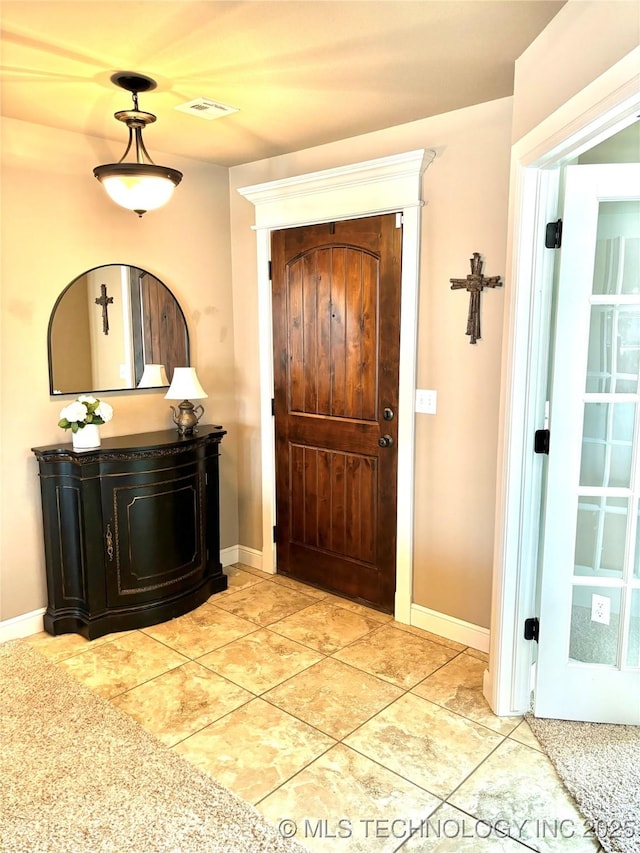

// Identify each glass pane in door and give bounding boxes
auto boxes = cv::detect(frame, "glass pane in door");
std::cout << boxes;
[579,402,634,487]
[591,203,640,294]
[574,497,627,578]
[585,305,640,393]
[569,585,622,666]
[627,590,640,667]
[635,508,640,579]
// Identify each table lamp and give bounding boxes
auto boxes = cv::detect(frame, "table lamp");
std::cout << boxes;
[165,367,207,435]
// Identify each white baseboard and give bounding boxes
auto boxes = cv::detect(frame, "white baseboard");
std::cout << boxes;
[411,603,490,653]
[220,545,240,567]
[221,544,265,572]
[238,546,267,572]
[0,608,45,642]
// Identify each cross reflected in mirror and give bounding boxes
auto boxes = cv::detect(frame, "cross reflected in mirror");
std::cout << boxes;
[95,283,113,336]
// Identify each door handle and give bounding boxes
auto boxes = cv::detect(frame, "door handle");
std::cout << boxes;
[378,435,394,448]
[105,523,114,562]
[383,407,395,421]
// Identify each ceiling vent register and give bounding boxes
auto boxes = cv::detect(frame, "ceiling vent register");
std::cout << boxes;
[175,98,239,120]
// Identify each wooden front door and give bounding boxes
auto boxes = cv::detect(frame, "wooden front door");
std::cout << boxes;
[271,214,402,611]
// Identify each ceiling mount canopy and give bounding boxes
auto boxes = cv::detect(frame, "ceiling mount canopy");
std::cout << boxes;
[93,72,182,218]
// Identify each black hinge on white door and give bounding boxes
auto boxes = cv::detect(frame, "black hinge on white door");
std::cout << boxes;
[534,430,550,454]
[524,617,540,642]
[534,401,550,455]
[545,219,563,249]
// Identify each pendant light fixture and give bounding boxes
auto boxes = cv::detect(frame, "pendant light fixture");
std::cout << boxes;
[93,72,182,217]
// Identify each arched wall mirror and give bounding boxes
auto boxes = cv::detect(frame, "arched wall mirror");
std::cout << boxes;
[48,264,190,395]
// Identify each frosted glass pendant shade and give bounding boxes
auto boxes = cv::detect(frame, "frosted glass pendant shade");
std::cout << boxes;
[101,173,176,213]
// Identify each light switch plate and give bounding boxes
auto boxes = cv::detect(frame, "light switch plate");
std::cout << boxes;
[416,389,437,414]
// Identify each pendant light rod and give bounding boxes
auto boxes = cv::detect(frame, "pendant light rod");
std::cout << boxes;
[114,110,156,165]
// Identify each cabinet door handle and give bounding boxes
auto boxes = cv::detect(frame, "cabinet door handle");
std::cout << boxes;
[105,524,114,562]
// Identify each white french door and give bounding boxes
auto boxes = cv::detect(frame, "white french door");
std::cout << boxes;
[535,163,640,724]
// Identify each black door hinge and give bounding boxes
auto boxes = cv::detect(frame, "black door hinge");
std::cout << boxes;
[534,429,550,455]
[268,260,272,280]
[545,219,562,249]
[524,617,539,642]
[273,525,277,543]
[271,397,275,416]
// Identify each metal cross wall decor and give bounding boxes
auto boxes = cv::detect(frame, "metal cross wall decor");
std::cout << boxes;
[95,283,114,335]
[450,252,502,344]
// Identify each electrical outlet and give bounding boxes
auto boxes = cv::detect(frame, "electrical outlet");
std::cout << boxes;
[416,388,437,414]
[591,593,611,626]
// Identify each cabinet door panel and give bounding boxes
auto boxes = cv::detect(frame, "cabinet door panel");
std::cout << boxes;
[106,470,205,605]
[126,484,199,580]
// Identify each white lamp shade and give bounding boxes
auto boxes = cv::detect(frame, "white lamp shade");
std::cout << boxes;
[165,367,208,400]
[101,174,176,213]
[137,364,169,388]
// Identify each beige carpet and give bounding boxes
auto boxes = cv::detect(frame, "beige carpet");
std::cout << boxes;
[526,713,640,853]
[0,640,307,853]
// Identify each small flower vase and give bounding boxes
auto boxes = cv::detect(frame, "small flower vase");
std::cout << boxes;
[71,424,101,450]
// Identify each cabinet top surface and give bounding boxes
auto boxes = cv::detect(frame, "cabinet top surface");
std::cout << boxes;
[32,425,226,459]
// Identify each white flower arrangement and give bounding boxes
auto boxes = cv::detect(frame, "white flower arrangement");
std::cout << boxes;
[58,395,114,433]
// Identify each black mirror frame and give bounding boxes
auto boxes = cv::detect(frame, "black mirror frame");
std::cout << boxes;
[48,263,190,396]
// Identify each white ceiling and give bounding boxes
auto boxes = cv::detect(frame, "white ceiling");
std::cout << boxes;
[0,1,565,167]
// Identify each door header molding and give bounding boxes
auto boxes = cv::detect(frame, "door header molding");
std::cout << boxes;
[238,149,435,230]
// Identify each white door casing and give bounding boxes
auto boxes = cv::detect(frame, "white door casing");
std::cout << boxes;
[238,149,435,623]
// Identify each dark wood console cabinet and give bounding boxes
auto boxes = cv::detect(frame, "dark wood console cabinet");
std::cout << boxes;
[32,426,227,639]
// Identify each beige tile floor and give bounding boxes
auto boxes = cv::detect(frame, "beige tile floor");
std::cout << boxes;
[27,565,601,853]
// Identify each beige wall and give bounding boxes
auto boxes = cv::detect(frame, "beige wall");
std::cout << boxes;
[229,97,512,628]
[0,117,238,621]
[512,0,640,143]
